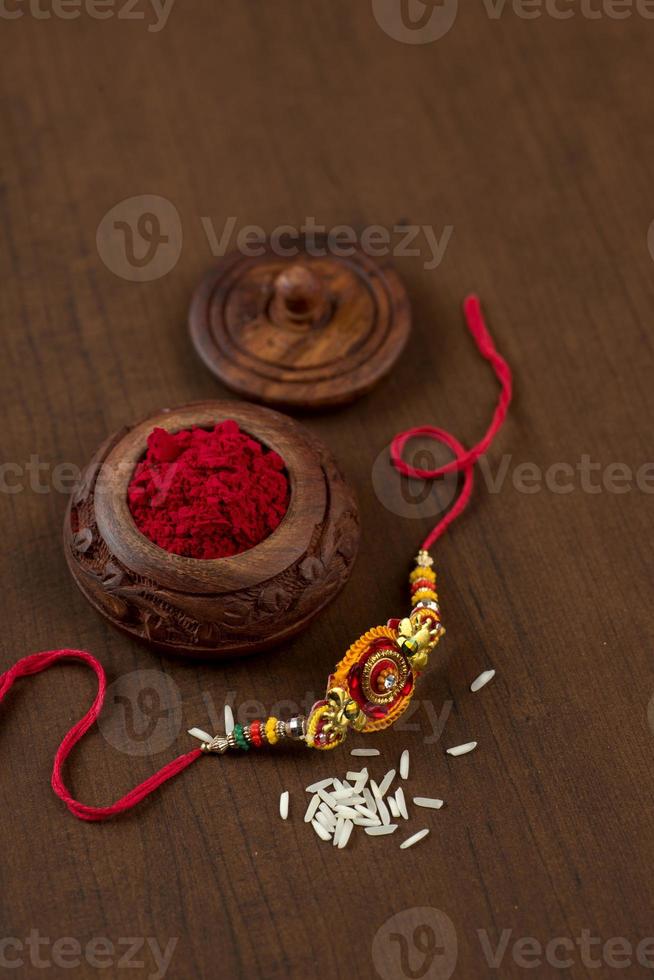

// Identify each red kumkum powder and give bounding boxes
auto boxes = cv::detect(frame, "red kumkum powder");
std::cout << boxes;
[127,421,289,560]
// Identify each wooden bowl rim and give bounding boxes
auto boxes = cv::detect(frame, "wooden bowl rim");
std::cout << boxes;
[93,400,326,595]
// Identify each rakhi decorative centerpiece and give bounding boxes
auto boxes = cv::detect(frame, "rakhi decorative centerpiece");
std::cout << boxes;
[191,549,442,755]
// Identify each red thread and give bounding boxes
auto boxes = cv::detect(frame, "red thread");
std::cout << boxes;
[391,295,513,550]
[128,421,289,560]
[0,650,202,821]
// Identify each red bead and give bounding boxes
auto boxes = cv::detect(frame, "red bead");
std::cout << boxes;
[250,720,263,748]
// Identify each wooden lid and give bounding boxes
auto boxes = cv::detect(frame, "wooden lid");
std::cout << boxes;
[189,245,411,409]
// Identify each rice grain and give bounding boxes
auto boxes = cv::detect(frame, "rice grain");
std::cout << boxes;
[471,669,496,693]
[400,828,430,850]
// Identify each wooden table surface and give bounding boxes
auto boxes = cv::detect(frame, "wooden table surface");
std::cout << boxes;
[2,3,653,978]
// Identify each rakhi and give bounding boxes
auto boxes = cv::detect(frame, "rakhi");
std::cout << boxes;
[0,296,512,821]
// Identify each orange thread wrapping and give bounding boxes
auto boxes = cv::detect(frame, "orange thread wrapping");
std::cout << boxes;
[331,626,417,734]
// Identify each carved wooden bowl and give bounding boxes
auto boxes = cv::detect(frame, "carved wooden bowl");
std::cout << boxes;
[64,401,360,658]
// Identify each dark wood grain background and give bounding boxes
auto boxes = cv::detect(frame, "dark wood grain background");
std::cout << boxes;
[2,3,654,978]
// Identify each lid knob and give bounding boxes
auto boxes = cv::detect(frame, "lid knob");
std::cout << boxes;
[270,262,329,327]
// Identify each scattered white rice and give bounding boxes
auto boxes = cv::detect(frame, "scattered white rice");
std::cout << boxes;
[352,769,369,794]
[279,791,289,820]
[400,828,430,850]
[413,797,444,810]
[377,797,391,826]
[446,741,478,756]
[224,704,235,734]
[341,795,366,808]
[353,815,381,827]
[318,802,337,829]
[304,795,320,823]
[332,787,360,802]
[335,805,360,819]
[354,804,378,821]
[305,777,335,794]
[363,788,377,813]
[315,811,333,832]
[377,769,396,799]
[312,819,332,842]
[317,787,338,807]
[338,820,354,849]
[471,669,496,693]
[296,676,486,847]
[395,787,409,820]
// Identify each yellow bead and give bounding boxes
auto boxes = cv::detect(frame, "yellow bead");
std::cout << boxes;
[265,717,278,745]
[410,566,436,583]
[412,588,437,604]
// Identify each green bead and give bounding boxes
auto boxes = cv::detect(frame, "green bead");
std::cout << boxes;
[233,723,249,751]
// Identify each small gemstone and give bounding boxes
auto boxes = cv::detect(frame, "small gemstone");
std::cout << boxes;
[384,674,397,690]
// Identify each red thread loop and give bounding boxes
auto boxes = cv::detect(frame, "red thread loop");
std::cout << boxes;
[390,295,513,551]
[0,650,202,821]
